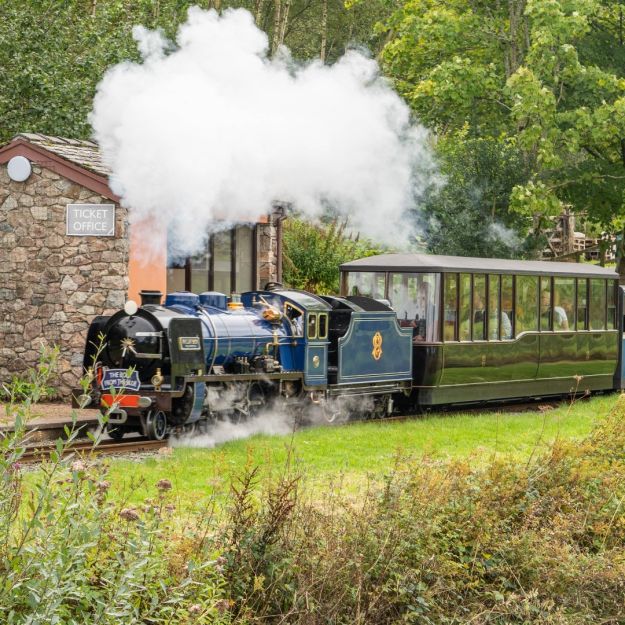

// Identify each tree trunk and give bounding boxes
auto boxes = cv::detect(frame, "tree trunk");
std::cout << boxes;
[617,225,625,285]
[278,0,291,47]
[255,0,265,25]
[320,0,328,62]
[271,0,282,55]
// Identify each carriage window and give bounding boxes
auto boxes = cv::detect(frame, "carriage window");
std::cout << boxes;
[389,273,440,342]
[488,275,500,340]
[553,278,573,331]
[515,276,538,335]
[459,273,471,341]
[473,274,486,340]
[346,272,386,299]
[577,279,588,330]
[589,279,606,330]
[307,313,318,339]
[540,277,552,331]
[501,275,514,339]
[444,273,458,341]
[608,281,617,329]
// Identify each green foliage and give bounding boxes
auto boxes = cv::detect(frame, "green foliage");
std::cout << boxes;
[0,0,396,144]
[0,352,231,624]
[5,352,625,623]
[0,345,59,404]
[419,131,544,257]
[382,0,625,256]
[282,217,385,293]
[212,396,625,623]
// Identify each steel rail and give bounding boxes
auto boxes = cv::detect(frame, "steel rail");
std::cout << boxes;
[19,437,167,463]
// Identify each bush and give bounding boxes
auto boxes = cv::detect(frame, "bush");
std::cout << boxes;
[4,351,625,623]
[282,217,385,293]
[0,355,231,625]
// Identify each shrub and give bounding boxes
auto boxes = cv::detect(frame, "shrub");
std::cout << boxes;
[282,217,385,293]
[4,350,625,624]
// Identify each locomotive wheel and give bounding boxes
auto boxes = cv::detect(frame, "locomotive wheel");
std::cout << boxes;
[247,383,266,417]
[107,424,126,441]
[143,410,168,440]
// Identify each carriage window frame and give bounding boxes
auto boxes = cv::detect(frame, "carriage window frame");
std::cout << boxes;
[607,280,617,330]
[515,275,538,337]
[576,278,588,331]
[458,273,472,342]
[472,274,486,341]
[540,276,552,332]
[589,279,607,331]
[488,274,500,340]
[443,272,458,342]
[501,274,514,340]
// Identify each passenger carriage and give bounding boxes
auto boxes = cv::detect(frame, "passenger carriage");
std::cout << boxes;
[340,254,623,407]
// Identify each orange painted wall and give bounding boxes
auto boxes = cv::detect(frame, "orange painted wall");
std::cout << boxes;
[127,219,167,304]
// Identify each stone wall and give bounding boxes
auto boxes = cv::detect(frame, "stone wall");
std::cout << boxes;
[0,164,129,396]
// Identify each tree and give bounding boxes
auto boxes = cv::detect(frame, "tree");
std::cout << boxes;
[282,217,385,293]
[417,132,542,258]
[382,0,625,269]
[0,0,398,143]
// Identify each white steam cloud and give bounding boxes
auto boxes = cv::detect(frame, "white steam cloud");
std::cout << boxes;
[90,7,438,258]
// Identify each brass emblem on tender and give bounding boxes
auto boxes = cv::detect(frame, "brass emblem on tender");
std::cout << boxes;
[371,332,383,361]
[312,355,320,368]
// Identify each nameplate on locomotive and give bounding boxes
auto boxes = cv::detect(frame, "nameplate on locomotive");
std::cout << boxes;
[101,368,141,392]
[178,336,201,351]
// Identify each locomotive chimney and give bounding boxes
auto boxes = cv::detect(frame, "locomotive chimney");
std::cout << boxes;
[139,290,163,306]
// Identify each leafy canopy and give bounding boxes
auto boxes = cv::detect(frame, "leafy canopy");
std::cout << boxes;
[382,0,625,255]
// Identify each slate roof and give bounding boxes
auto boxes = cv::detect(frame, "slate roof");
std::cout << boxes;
[12,133,111,178]
[340,253,619,279]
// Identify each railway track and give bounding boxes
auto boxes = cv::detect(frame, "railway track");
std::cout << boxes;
[19,437,167,464]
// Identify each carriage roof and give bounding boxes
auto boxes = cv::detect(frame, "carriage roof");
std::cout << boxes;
[340,253,619,279]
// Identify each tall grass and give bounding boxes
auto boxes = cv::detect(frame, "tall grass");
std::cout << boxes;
[2,350,625,623]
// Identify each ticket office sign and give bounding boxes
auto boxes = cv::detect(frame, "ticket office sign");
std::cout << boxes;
[66,204,115,236]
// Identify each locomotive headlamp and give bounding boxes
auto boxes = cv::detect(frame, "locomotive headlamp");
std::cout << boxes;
[124,300,139,316]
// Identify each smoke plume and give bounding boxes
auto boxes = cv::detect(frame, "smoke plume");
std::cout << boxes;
[90,7,438,258]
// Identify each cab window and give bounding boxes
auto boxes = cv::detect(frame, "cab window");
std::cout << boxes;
[318,313,328,339]
[285,302,304,336]
[307,313,318,339]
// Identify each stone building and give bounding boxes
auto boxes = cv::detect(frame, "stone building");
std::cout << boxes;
[0,134,283,395]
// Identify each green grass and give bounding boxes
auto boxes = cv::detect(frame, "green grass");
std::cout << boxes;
[107,393,619,509]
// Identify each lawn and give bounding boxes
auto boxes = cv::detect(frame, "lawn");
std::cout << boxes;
[107,393,619,509]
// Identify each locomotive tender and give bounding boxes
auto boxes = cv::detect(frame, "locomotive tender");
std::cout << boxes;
[77,254,625,439]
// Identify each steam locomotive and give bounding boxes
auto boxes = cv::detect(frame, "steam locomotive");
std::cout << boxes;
[76,285,413,439]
